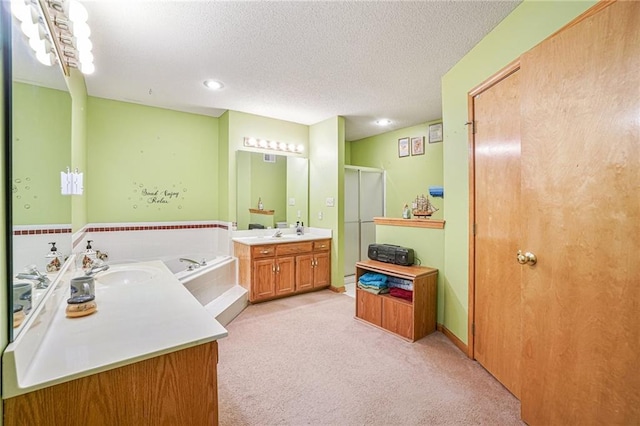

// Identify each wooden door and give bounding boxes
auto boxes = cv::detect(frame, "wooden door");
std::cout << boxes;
[275,256,295,296]
[472,68,522,398]
[295,254,314,291]
[313,252,331,288]
[252,259,275,301]
[519,2,640,424]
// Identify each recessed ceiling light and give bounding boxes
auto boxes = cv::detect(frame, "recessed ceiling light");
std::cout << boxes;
[376,119,392,126]
[203,79,224,90]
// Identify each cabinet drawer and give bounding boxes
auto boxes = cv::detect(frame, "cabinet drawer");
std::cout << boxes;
[276,242,313,256]
[252,245,276,258]
[313,240,331,251]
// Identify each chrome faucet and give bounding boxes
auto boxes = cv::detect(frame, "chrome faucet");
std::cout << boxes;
[272,229,283,238]
[179,258,207,271]
[85,262,110,277]
[16,266,50,289]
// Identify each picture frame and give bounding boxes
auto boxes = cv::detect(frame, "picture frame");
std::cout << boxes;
[398,137,410,157]
[429,123,443,143]
[411,136,424,156]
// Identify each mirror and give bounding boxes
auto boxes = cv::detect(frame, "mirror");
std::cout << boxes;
[236,151,308,230]
[9,21,72,340]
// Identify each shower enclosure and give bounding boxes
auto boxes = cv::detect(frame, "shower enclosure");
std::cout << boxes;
[344,166,385,278]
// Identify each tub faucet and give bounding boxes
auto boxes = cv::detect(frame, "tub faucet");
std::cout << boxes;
[180,258,206,271]
[16,266,50,289]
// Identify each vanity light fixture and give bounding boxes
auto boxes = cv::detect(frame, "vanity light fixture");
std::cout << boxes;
[203,79,224,90]
[11,0,95,75]
[243,137,304,154]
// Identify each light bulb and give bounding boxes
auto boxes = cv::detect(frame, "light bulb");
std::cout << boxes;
[36,50,54,66]
[11,0,30,22]
[203,79,224,90]
[73,21,91,38]
[76,37,93,53]
[268,140,277,149]
[288,143,296,151]
[28,35,45,54]
[258,139,268,148]
[246,137,257,146]
[278,142,288,151]
[21,20,39,40]
[80,61,95,74]
[79,50,94,64]
[296,145,304,153]
[68,0,89,23]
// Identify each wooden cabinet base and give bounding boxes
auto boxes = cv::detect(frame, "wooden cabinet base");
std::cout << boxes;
[3,341,219,426]
[355,261,437,342]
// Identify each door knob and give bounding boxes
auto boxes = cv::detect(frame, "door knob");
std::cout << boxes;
[517,250,537,266]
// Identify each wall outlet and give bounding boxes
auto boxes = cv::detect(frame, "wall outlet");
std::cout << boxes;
[318,211,323,220]
[289,198,296,206]
[326,197,335,207]
[297,210,301,218]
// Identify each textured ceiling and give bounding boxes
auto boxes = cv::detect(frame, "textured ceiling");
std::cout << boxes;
[28,0,523,141]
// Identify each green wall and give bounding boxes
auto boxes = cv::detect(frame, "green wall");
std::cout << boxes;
[67,69,88,233]
[86,97,219,223]
[349,121,443,220]
[11,83,71,225]
[309,116,345,288]
[441,0,596,343]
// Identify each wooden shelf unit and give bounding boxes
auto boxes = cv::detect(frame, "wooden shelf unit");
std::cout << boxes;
[355,260,437,342]
[249,208,275,215]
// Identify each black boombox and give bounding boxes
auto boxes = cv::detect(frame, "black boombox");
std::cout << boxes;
[367,244,414,266]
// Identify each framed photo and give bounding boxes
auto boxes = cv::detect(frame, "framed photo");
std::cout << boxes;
[411,136,424,156]
[429,123,443,143]
[398,137,410,157]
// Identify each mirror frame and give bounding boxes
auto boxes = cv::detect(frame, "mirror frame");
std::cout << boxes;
[3,0,15,342]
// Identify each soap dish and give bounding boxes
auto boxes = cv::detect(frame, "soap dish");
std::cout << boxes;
[66,295,98,318]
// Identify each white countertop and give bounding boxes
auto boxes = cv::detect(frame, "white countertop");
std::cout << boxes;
[2,260,227,398]
[232,228,332,246]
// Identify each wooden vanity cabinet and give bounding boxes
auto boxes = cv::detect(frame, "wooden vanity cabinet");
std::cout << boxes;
[355,260,437,342]
[3,341,219,426]
[235,238,331,303]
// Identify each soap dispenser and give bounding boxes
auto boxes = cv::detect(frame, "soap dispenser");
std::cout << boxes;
[258,197,264,210]
[45,242,63,272]
[82,240,97,271]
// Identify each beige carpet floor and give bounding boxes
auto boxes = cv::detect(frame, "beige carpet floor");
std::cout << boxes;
[218,290,524,426]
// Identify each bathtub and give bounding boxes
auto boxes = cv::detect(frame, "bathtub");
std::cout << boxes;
[162,255,237,307]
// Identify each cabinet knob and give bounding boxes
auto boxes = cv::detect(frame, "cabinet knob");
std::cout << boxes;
[516,250,537,266]
[261,250,270,254]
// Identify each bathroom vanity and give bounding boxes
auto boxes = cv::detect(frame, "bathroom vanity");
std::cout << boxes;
[2,259,227,425]
[233,233,331,303]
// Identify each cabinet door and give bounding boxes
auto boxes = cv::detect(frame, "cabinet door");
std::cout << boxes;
[275,256,295,296]
[252,259,275,301]
[382,297,413,340]
[313,252,331,288]
[356,289,382,327]
[295,254,314,291]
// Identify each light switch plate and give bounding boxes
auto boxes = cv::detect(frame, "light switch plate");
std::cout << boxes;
[326,197,335,207]
[289,198,296,206]
[318,211,323,220]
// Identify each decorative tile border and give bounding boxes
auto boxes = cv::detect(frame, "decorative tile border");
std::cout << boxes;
[85,223,228,232]
[13,228,73,236]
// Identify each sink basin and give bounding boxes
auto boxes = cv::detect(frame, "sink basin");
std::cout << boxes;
[281,234,304,239]
[95,267,158,285]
